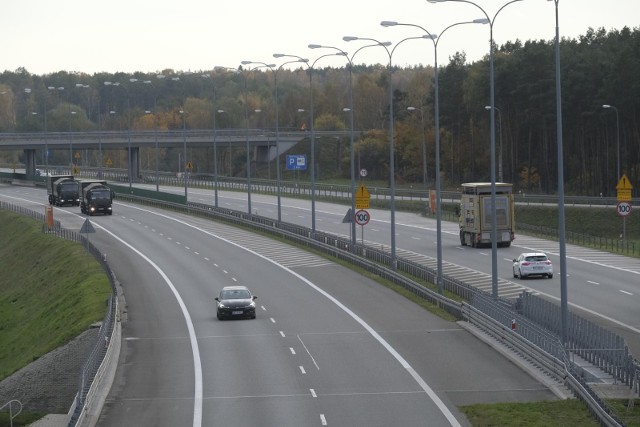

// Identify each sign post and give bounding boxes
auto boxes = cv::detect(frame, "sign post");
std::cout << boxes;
[354,209,370,245]
[616,174,633,242]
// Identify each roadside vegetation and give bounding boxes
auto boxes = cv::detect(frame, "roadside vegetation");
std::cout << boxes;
[0,210,111,381]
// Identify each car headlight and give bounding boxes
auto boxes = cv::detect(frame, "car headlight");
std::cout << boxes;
[218,303,226,308]
[249,301,256,308]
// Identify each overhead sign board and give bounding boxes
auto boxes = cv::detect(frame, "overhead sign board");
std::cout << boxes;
[616,174,633,202]
[286,155,307,171]
[355,184,370,209]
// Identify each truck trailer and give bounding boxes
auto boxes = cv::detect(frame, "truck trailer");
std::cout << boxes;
[78,180,114,216]
[47,175,80,206]
[458,182,515,248]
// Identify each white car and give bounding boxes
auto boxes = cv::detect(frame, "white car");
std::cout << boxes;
[512,252,553,279]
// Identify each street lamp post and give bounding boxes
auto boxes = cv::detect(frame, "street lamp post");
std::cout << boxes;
[344,35,429,270]
[602,104,620,180]
[179,109,188,198]
[383,17,489,293]
[242,60,303,222]
[272,52,342,235]
[142,80,159,191]
[406,106,428,191]
[485,105,503,182]
[547,0,568,348]
[429,0,523,298]
[309,41,391,250]
[46,86,64,173]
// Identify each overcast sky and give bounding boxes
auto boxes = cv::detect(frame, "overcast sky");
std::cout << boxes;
[4,0,638,76]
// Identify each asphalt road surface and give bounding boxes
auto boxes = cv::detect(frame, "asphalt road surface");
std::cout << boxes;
[1,184,559,427]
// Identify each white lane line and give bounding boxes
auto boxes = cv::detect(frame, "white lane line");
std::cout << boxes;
[587,280,600,285]
[298,334,320,371]
[320,414,327,425]
[299,366,306,374]
[270,317,276,323]
[91,223,203,427]
[290,347,296,355]
[620,290,633,295]
[279,331,286,337]
[310,388,317,397]
[118,203,463,427]
[260,306,266,311]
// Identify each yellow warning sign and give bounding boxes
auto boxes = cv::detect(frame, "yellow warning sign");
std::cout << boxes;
[187,161,193,171]
[355,184,370,209]
[616,174,633,202]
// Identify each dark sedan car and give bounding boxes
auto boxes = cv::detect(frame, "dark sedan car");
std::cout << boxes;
[215,286,257,320]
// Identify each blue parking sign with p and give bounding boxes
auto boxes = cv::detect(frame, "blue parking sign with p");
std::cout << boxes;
[286,155,307,170]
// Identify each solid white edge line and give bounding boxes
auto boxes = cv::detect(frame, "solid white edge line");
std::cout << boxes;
[93,225,203,427]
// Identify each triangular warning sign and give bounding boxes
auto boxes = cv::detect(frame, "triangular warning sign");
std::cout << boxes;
[80,219,96,234]
[342,208,354,223]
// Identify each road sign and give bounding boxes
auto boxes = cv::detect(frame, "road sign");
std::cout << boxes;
[360,168,368,177]
[354,209,370,226]
[342,208,353,223]
[355,183,370,209]
[616,201,632,217]
[187,161,193,171]
[286,155,307,170]
[616,174,633,202]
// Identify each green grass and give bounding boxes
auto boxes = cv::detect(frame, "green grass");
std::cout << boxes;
[0,210,112,381]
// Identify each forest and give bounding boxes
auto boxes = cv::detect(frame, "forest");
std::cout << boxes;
[0,26,638,196]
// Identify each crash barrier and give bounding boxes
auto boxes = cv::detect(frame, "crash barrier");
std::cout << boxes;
[0,201,118,427]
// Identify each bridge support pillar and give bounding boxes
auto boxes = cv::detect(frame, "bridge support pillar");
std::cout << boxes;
[129,147,140,180]
[24,149,37,176]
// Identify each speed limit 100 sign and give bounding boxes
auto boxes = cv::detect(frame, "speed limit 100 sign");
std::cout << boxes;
[354,209,370,226]
[617,201,632,217]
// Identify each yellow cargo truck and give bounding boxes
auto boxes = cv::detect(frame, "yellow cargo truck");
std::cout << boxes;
[459,182,515,248]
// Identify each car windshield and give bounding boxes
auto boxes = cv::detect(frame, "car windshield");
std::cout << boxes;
[221,289,251,299]
[525,255,548,262]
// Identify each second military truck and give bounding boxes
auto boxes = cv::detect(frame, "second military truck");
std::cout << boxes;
[47,175,80,206]
[459,182,515,248]
[78,180,114,216]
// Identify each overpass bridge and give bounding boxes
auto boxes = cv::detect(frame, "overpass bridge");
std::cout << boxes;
[0,129,353,177]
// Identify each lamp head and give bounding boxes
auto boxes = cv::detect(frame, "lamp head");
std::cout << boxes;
[407,106,416,111]
[602,104,611,109]
[343,36,358,42]
[485,105,491,110]
[380,21,398,27]
[474,18,490,24]
[273,53,285,58]
[241,60,252,65]
[308,44,322,49]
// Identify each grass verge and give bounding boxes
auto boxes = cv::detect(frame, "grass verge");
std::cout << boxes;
[0,210,112,381]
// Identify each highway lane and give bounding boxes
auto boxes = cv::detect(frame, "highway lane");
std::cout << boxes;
[185,187,640,347]
[1,184,560,426]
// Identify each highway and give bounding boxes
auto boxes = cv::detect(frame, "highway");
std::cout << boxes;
[187,187,640,351]
[0,184,560,427]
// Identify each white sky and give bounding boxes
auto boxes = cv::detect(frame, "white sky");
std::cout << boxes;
[4,0,639,75]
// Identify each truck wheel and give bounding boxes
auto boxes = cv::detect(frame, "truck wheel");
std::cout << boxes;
[459,231,465,246]
[470,234,477,248]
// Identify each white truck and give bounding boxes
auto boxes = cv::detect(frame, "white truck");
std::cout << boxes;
[78,180,114,216]
[458,182,515,248]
